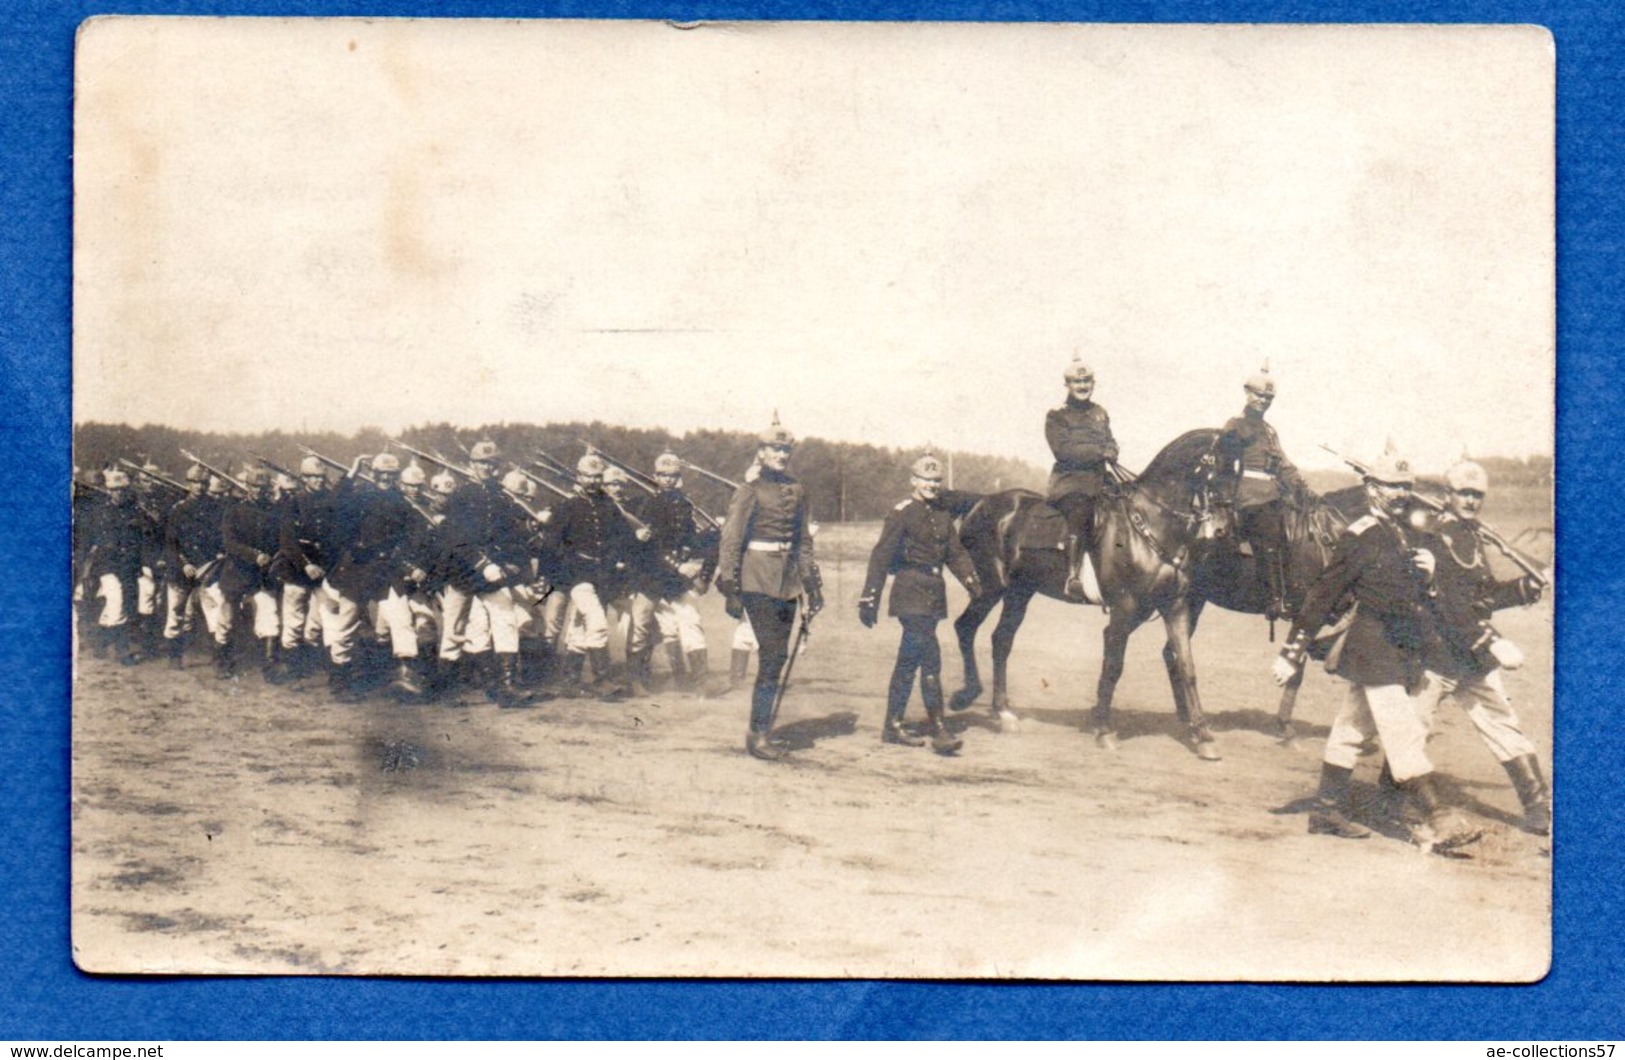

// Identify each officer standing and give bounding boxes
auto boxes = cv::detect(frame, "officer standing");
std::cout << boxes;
[1045,356,1119,601]
[715,415,823,760]
[1272,449,1480,853]
[858,453,982,753]
[1413,460,1550,835]
[1218,363,1311,620]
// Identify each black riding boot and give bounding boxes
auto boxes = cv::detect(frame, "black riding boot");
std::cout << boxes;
[1307,763,1371,839]
[111,625,140,666]
[746,680,787,760]
[1258,544,1288,621]
[728,649,751,691]
[166,634,185,671]
[626,648,653,697]
[556,651,587,698]
[920,674,962,754]
[391,657,425,699]
[1503,755,1552,835]
[260,638,279,679]
[490,653,532,708]
[587,647,626,700]
[881,667,924,746]
[213,639,236,680]
[1402,772,1482,853]
[1063,532,1087,602]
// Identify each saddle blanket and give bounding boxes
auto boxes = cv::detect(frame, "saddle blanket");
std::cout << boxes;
[1014,502,1103,605]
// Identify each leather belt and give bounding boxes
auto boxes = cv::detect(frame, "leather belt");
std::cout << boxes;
[1242,469,1277,480]
[747,540,792,552]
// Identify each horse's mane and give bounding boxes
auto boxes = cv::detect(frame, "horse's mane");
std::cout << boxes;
[1137,428,1223,485]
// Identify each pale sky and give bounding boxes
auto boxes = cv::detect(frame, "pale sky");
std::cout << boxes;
[74,19,1553,472]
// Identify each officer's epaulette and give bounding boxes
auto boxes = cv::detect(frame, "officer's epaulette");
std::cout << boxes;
[1346,514,1379,536]
[894,499,912,512]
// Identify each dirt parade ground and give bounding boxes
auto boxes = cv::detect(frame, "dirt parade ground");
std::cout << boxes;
[72,523,1552,981]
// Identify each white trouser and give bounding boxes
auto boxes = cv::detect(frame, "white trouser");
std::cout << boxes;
[630,591,707,655]
[564,582,610,653]
[137,571,157,616]
[96,574,130,628]
[280,582,325,649]
[1323,682,1433,783]
[164,581,214,640]
[440,584,520,658]
[1415,669,1536,763]
[372,587,427,659]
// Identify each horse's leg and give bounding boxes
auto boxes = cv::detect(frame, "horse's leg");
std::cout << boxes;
[1161,596,1205,727]
[989,590,1032,731]
[1092,607,1136,750]
[950,587,1000,711]
[1275,667,1304,744]
[1161,597,1220,761]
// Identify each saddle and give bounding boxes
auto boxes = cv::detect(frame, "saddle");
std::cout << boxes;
[1009,497,1103,604]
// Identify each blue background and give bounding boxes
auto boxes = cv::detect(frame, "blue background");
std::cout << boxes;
[7,0,1618,1040]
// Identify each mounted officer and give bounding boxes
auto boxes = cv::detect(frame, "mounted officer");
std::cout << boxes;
[715,414,823,760]
[1045,356,1119,601]
[1217,363,1311,620]
[858,452,982,753]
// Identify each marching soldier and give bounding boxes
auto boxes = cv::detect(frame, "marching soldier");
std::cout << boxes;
[1046,356,1119,601]
[162,467,228,669]
[439,440,533,707]
[858,453,982,753]
[83,468,160,665]
[1272,448,1480,853]
[217,466,282,678]
[715,415,823,760]
[273,456,335,682]
[551,453,644,698]
[1413,460,1550,834]
[628,452,719,695]
[326,453,425,700]
[1218,363,1312,620]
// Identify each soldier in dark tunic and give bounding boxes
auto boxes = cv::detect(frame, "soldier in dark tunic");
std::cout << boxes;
[1273,449,1480,853]
[628,451,719,694]
[162,467,228,669]
[858,453,982,753]
[83,468,160,665]
[274,456,337,681]
[1412,460,1550,834]
[550,453,644,698]
[1045,357,1119,601]
[218,466,281,678]
[715,415,822,760]
[1217,364,1311,619]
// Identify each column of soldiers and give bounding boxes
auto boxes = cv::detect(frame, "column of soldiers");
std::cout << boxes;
[74,436,747,714]
[75,394,1550,848]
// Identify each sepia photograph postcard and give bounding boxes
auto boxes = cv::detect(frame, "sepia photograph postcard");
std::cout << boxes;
[71,17,1554,979]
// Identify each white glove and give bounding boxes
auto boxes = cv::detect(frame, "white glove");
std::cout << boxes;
[1270,655,1300,687]
[635,527,652,542]
[304,563,325,581]
[482,563,504,584]
[1489,637,1525,671]
[1411,548,1436,579]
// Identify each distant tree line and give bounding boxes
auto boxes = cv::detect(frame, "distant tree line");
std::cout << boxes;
[71,421,1049,524]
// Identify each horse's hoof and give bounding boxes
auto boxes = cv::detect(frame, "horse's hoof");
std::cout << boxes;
[1195,739,1222,762]
[1096,730,1120,752]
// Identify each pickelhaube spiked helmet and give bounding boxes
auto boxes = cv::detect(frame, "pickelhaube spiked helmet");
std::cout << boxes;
[371,453,402,474]
[1063,356,1095,383]
[759,411,796,448]
[399,462,427,486]
[469,440,502,462]
[654,452,683,475]
[1245,359,1276,396]
[1445,460,1489,493]
[299,456,326,477]
[577,452,608,476]
[1364,445,1415,486]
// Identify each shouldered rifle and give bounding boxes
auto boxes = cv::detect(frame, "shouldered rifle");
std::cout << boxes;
[178,448,250,494]
[294,444,377,484]
[678,458,741,493]
[513,466,571,502]
[252,453,300,482]
[767,606,816,730]
[117,459,188,496]
[576,440,659,495]
[388,440,474,481]
[531,447,578,481]
[1320,443,1549,588]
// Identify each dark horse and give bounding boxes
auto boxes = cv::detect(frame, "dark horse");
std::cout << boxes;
[950,429,1233,759]
[1179,484,1355,742]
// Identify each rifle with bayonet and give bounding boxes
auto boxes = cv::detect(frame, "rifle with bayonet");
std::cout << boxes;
[252,453,301,483]
[117,458,189,496]
[678,458,741,493]
[391,439,475,481]
[179,448,251,495]
[1320,444,1550,588]
[295,444,376,485]
[584,442,723,532]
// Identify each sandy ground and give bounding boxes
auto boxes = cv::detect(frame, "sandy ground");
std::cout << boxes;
[72,526,1552,980]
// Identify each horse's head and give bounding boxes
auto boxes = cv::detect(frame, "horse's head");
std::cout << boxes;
[1135,428,1233,532]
